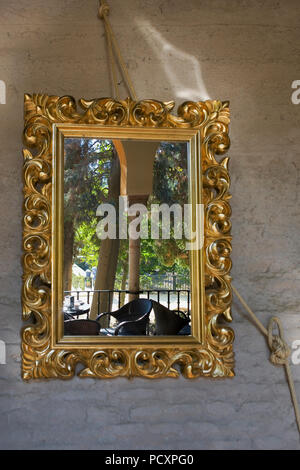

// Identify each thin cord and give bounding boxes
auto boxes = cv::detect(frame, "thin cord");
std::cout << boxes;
[232,284,300,435]
[104,19,119,100]
[232,285,268,336]
[99,0,138,101]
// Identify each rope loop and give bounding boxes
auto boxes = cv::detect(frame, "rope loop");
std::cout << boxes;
[267,317,291,365]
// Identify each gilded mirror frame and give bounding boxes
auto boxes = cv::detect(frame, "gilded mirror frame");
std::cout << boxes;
[22,94,233,380]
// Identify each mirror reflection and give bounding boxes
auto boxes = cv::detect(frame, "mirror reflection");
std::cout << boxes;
[63,137,192,336]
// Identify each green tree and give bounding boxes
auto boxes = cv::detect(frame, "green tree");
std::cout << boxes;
[148,142,190,285]
[63,138,114,291]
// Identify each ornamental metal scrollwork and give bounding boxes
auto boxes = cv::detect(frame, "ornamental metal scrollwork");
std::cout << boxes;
[22,94,233,380]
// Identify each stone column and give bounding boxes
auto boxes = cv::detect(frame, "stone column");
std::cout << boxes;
[128,194,149,301]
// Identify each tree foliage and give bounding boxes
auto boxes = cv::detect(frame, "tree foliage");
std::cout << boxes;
[64,138,114,224]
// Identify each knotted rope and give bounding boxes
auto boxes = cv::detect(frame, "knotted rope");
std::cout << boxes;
[232,285,300,435]
[98,0,138,100]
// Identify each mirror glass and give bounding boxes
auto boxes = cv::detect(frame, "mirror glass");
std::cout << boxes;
[63,137,192,336]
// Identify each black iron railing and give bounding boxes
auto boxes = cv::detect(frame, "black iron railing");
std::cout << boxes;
[64,289,191,318]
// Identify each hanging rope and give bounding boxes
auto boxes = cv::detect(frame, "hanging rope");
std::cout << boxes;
[102,5,119,100]
[98,0,138,101]
[232,284,300,435]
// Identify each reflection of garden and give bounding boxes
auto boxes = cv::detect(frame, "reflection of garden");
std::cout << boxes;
[64,138,190,319]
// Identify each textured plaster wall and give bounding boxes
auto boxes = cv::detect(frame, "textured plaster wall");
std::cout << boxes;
[0,0,300,450]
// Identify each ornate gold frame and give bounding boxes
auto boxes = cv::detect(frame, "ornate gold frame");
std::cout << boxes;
[22,94,233,380]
